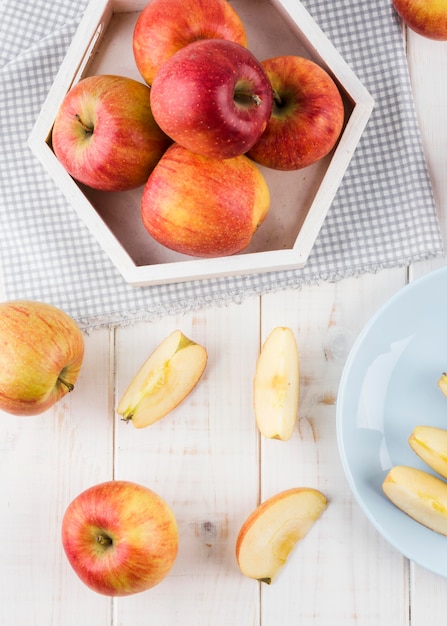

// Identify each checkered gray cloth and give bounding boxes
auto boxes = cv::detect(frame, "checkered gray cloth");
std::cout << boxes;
[0,0,443,328]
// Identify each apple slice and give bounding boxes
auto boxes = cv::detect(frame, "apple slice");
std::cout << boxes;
[117,330,207,428]
[409,426,447,479]
[236,487,327,584]
[437,372,447,397]
[253,326,299,440]
[382,465,447,535]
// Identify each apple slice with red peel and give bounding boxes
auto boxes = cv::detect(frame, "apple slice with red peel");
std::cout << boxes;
[383,465,447,535]
[236,487,327,584]
[254,326,299,441]
[409,426,447,479]
[117,330,207,428]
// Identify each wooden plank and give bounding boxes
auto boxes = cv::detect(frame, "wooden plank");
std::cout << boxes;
[258,271,409,624]
[113,299,261,625]
[0,327,114,625]
[406,32,447,281]
[405,29,447,626]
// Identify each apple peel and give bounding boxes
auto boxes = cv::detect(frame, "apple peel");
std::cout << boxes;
[254,326,299,441]
[117,330,207,428]
[236,487,327,584]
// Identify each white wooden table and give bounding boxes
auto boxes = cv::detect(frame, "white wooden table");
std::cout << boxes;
[1,25,447,626]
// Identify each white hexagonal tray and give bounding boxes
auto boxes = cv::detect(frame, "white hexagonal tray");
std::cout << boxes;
[28,0,374,287]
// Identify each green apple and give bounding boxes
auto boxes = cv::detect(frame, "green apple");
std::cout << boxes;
[0,300,84,416]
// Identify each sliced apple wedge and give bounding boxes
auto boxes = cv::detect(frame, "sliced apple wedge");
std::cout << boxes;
[382,465,447,535]
[253,326,299,441]
[236,487,327,584]
[116,330,207,428]
[438,372,447,398]
[409,425,447,479]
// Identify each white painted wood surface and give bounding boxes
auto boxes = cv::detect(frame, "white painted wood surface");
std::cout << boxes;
[1,20,447,626]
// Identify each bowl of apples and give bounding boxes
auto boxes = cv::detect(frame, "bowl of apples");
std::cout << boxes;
[28,0,373,287]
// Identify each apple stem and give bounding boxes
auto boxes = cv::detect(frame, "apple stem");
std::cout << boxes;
[58,376,74,392]
[96,534,113,546]
[272,90,283,108]
[75,114,93,135]
[234,92,263,108]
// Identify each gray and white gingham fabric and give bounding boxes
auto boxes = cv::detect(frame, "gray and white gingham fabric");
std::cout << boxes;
[0,0,444,329]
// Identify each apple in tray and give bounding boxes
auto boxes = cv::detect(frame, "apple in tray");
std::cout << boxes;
[62,480,179,596]
[150,39,273,160]
[248,56,345,170]
[383,465,447,535]
[0,300,84,416]
[133,0,248,85]
[141,143,270,257]
[392,0,447,40]
[253,326,300,441]
[51,74,171,192]
[117,330,207,428]
[236,488,328,583]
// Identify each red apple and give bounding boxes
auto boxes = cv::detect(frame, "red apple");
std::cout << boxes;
[132,0,247,86]
[392,0,447,40]
[141,143,270,257]
[0,300,84,416]
[247,56,345,171]
[150,39,273,160]
[52,74,171,192]
[61,480,179,596]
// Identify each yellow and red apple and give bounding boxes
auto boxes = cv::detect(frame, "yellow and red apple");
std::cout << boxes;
[62,480,179,596]
[392,0,447,40]
[52,74,171,192]
[150,39,273,160]
[117,330,207,428]
[236,487,327,583]
[141,143,270,257]
[247,55,345,171]
[0,300,84,416]
[132,0,247,85]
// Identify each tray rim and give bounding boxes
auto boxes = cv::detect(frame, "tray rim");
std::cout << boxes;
[27,0,374,287]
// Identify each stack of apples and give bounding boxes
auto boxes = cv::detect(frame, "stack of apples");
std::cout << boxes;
[52,0,345,259]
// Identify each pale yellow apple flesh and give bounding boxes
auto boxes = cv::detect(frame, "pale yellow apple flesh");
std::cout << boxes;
[253,326,299,440]
[116,330,207,428]
[383,465,447,535]
[236,487,327,583]
[409,426,447,479]
[437,372,447,398]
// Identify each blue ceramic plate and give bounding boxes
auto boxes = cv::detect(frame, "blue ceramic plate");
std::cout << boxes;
[336,266,447,577]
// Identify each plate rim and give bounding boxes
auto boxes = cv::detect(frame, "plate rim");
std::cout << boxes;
[336,265,447,576]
